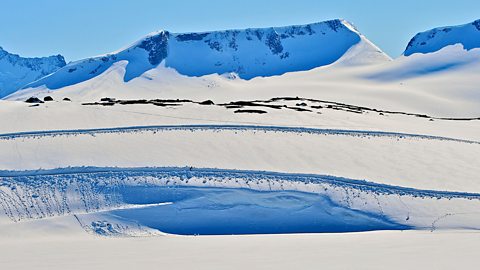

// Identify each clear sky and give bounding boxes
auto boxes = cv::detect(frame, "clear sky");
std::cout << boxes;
[1,0,479,61]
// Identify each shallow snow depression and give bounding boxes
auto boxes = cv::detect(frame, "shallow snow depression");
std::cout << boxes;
[1,126,480,235]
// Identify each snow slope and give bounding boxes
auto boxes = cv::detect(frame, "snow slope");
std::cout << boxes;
[1,125,479,192]
[9,46,480,118]
[23,19,390,90]
[404,19,480,56]
[0,47,65,97]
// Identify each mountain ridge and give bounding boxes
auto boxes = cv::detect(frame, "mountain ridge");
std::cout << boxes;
[0,46,66,97]
[23,19,390,91]
[404,19,480,56]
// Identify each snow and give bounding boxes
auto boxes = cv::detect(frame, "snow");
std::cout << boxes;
[0,18,480,269]
[1,126,479,193]
[0,46,65,97]
[0,227,479,270]
[21,19,390,91]
[3,166,480,231]
[405,19,480,56]
[8,45,480,119]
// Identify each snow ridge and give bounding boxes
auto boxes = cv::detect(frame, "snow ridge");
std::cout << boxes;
[0,124,477,145]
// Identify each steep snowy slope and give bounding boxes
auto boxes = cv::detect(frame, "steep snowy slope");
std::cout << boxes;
[404,19,480,56]
[0,47,65,97]
[10,46,480,118]
[24,19,390,90]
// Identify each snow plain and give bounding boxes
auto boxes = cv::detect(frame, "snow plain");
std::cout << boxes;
[1,223,479,270]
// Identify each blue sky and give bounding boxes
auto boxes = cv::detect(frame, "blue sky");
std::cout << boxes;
[1,0,479,61]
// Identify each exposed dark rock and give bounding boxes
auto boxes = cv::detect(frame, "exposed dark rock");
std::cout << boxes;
[265,31,284,55]
[100,97,116,102]
[150,99,192,103]
[205,40,222,51]
[222,101,283,109]
[234,109,267,114]
[176,33,209,42]
[151,102,182,107]
[280,52,290,59]
[247,29,264,41]
[326,20,343,32]
[78,95,480,121]
[305,24,315,35]
[288,107,312,112]
[199,100,215,105]
[25,97,44,103]
[63,97,71,101]
[138,31,170,65]
[118,99,148,105]
[43,96,54,102]
[473,20,480,31]
[82,102,115,106]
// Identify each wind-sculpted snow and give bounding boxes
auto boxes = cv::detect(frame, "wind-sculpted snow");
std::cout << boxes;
[1,167,479,235]
[0,124,477,144]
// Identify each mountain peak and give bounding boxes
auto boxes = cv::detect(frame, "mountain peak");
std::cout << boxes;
[0,47,66,97]
[22,19,389,91]
[404,19,480,56]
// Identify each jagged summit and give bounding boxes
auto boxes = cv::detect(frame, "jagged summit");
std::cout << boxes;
[24,19,390,91]
[404,19,480,56]
[0,46,65,97]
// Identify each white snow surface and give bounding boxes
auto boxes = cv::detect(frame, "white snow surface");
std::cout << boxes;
[0,19,480,269]
[1,223,479,270]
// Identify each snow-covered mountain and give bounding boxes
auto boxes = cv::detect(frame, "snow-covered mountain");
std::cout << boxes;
[1,18,480,269]
[404,19,480,56]
[24,19,390,90]
[0,47,65,97]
